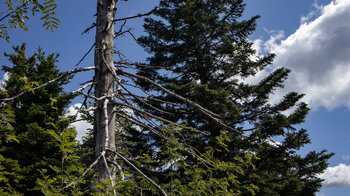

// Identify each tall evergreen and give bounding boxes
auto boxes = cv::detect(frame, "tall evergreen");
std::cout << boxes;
[0,44,75,194]
[134,0,333,195]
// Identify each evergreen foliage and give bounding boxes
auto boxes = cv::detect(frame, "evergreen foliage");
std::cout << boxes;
[0,44,76,195]
[132,0,333,195]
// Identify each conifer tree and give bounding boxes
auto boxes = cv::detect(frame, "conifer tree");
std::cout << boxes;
[0,44,75,195]
[134,0,333,194]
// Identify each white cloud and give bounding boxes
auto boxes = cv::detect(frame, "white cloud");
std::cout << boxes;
[300,1,324,24]
[319,164,350,188]
[254,0,350,110]
[0,72,9,89]
[67,103,92,142]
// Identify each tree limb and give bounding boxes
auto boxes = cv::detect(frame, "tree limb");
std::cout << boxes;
[1,66,95,102]
[113,9,154,23]
[119,70,240,133]
[107,149,168,196]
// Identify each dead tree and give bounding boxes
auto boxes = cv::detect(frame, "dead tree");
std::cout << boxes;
[94,0,118,185]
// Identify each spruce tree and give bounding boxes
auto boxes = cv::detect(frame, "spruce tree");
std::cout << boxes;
[134,0,333,195]
[0,44,75,195]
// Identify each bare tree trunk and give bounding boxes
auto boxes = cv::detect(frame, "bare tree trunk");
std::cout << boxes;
[94,0,117,183]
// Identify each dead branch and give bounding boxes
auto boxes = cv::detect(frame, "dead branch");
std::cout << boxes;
[63,151,104,190]
[114,61,171,70]
[1,66,95,102]
[118,83,173,115]
[73,82,93,94]
[75,43,95,67]
[107,149,168,196]
[80,9,154,35]
[102,153,116,196]
[113,9,154,23]
[145,95,182,106]
[114,111,163,137]
[82,23,96,35]
[119,70,240,133]
[112,159,126,181]
[115,102,183,130]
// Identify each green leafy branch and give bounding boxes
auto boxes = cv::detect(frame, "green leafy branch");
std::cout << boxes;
[1,0,60,42]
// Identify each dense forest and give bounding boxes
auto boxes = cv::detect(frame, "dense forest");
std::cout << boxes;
[0,0,332,195]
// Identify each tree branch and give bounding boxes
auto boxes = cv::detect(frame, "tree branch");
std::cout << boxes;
[107,149,168,196]
[1,66,95,102]
[119,70,240,133]
[75,43,95,67]
[113,9,154,23]
[0,1,30,23]
[63,151,104,190]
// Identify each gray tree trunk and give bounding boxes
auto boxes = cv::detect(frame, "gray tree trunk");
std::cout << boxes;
[94,0,117,183]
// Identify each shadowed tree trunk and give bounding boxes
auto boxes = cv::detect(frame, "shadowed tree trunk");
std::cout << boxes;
[94,0,117,183]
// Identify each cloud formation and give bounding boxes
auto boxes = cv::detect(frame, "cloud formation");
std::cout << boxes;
[253,0,350,110]
[67,103,92,142]
[0,72,9,89]
[319,163,350,188]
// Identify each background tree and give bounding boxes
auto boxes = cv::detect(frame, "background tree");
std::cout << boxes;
[0,44,76,195]
[132,0,333,195]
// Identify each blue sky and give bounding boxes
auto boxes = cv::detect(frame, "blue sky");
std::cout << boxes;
[1,0,350,195]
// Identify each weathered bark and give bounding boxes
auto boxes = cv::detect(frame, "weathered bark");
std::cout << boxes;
[94,0,117,183]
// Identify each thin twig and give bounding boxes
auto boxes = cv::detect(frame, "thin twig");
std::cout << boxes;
[75,43,96,67]
[82,23,96,35]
